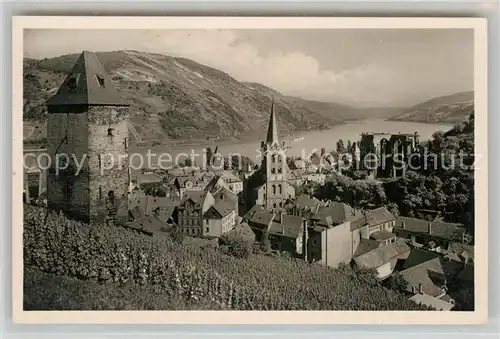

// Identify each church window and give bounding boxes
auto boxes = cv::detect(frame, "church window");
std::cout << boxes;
[278,184,282,194]
[272,185,276,195]
[278,155,282,163]
[278,168,282,174]
[279,202,283,208]
[272,155,276,163]
[96,74,105,88]
[271,168,276,174]
[99,186,102,200]
[124,138,128,150]
[273,203,277,209]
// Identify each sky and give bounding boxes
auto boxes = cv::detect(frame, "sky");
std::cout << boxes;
[24,29,474,107]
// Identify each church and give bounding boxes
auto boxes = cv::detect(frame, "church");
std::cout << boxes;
[246,100,296,212]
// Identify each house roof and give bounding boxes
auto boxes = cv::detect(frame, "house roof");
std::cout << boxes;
[128,195,180,216]
[225,222,256,242]
[124,215,170,235]
[212,186,237,203]
[353,238,381,258]
[365,207,396,225]
[399,250,466,297]
[313,202,361,226]
[210,199,235,218]
[395,216,466,241]
[447,242,474,262]
[370,229,396,241]
[47,50,129,107]
[180,190,206,206]
[268,214,303,239]
[409,294,455,311]
[295,194,326,211]
[353,239,411,270]
[243,204,274,228]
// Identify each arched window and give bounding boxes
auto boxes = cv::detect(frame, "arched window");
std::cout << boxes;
[279,202,283,208]
[272,185,276,195]
[271,168,276,174]
[278,184,282,194]
[272,154,276,163]
[273,203,277,209]
[278,155,282,163]
[277,168,282,174]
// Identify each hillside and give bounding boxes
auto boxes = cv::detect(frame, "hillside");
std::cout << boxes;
[390,91,474,124]
[23,50,382,143]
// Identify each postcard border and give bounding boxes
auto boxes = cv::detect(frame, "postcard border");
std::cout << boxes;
[12,16,488,325]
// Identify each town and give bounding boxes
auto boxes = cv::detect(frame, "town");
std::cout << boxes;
[23,50,475,312]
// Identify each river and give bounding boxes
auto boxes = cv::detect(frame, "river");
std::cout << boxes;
[130,119,453,171]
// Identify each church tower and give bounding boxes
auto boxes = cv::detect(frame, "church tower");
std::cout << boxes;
[46,51,129,224]
[260,99,291,210]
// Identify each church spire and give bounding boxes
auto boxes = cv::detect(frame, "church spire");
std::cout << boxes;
[265,97,279,145]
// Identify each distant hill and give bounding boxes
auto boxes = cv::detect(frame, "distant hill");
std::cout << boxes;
[23,50,404,143]
[390,91,474,124]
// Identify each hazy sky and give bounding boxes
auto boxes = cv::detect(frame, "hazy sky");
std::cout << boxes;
[24,29,474,107]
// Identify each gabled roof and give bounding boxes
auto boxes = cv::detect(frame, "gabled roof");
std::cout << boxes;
[225,222,256,242]
[353,238,381,258]
[313,202,361,226]
[243,204,274,228]
[370,229,396,241]
[47,50,128,107]
[207,199,234,219]
[180,190,206,206]
[395,216,466,241]
[409,294,454,311]
[268,214,304,239]
[353,239,411,270]
[364,207,396,226]
[295,194,326,211]
[124,215,170,235]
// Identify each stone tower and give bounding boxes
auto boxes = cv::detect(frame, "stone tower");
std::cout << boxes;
[46,50,129,224]
[260,99,289,210]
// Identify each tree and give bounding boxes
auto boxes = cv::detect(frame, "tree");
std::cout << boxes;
[385,273,408,293]
[219,234,252,259]
[206,147,214,167]
[336,139,345,153]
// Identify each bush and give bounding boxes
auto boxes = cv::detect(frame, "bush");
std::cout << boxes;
[23,204,432,310]
[385,273,408,293]
[219,235,252,259]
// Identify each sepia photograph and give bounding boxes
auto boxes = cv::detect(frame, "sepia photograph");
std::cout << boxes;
[13,17,488,324]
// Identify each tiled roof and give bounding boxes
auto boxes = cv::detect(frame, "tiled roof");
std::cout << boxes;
[365,207,396,225]
[295,194,326,211]
[370,229,396,241]
[399,250,466,297]
[47,51,128,107]
[243,205,274,227]
[447,242,474,262]
[409,294,454,311]
[211,199,235,218]
[181,190,206,205]
[124,215,170,235]
[268,214,304,239]
[226,222,256,242]
[353,239,411,269]
[395,216,466,241]
[353,238,381,258]
[313,202,361,226]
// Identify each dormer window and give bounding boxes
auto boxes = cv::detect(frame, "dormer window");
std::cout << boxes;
[67,74,80,92]
[96,74,105,88]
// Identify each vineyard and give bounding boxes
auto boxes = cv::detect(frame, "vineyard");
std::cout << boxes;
[24,204,431,310]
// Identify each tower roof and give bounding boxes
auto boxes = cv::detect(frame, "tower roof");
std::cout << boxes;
[46,50,128,107]
[265,98,279,145]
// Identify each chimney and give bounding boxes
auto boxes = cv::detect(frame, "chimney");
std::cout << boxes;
[428,222,432,235]
[418,283,423,294]
[401,221,406,229]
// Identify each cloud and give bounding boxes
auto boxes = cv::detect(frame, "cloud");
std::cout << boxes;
[27,29,465,106]
[133,30,402,106]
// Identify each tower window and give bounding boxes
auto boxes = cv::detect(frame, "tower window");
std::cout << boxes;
[272,155,276,163]
[278,168,282,174]
[67,74,80,92]
[278,184,282,194]
[108,128,114,137]
[271,168,276,174]
[273,203,277,209]
[96,74,105,88]
[99,186,102,200]
[124,138,128,150]
[278,155,282,163]
[272,185,276,195]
